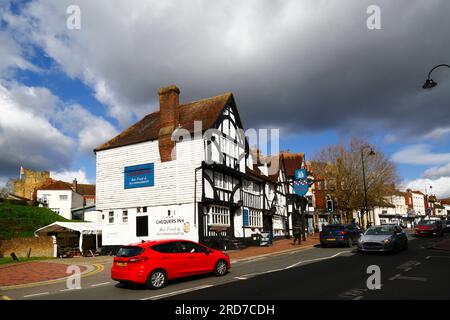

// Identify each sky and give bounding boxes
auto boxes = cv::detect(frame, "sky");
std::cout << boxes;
[0,0,450,197]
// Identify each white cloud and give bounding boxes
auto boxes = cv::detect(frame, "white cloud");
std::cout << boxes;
[422,126,450,140]
[0,82,75,176]
[53,104,118,154]
[50,169,90,184]
[401,177,450,199]
[390,144,450,166]
[423,163,450,180]
[0,81,116,181]
[0,30,38,74]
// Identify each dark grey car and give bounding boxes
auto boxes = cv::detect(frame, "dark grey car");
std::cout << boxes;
[357,225,408,253]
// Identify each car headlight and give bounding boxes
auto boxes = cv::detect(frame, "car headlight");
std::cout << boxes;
[383,238,391,244]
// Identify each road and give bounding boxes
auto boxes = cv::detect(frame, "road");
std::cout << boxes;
[3,231,449,300]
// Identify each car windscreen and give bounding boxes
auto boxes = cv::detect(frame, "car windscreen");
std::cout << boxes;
[322,225,344,230]
[116,246,144,257]
[365,226,394,235]
[418,220,437,226]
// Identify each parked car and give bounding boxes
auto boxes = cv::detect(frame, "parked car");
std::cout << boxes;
[111,239,231,289]
[320,224,363,247]
[415,219,444,237]
[357,225,408,253]
[445,219,450,232]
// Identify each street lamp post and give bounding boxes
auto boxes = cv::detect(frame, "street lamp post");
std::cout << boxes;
[361,145,375,228]
[422,64,450,89]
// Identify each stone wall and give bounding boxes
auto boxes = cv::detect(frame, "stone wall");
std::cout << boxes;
[0,236,54,258]
[13,169,50,200]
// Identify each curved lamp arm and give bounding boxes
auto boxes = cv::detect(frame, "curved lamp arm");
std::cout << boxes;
[423,64,450,89]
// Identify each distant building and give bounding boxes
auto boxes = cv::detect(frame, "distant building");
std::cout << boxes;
[36,179,96,220]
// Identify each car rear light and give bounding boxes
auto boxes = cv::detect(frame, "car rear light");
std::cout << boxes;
[339,231,348,235]
[128,256,149,263]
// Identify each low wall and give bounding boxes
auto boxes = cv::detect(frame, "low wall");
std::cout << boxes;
[0,236,54,258]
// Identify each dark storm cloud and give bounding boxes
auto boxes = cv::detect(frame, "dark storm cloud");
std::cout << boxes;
[6,0,450,138]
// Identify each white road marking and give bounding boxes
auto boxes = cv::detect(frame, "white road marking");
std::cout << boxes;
[238,257,267,265]
[60,288,77,292]
[404,267,412,272]
[353,296,364,300]
[285,251,351,269]
[389,274,401,281]
[91,282,111,287]
[24,292,49,298]
[426,256,450,259]
[425,256,431,260]
[141,285,213,300]
[396,276,427,282]
[234,276,248,280]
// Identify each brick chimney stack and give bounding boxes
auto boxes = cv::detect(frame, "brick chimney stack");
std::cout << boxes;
[158,85,180,162]
[72,178,78,192]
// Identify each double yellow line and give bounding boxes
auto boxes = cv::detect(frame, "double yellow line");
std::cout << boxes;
[0,263,104,291]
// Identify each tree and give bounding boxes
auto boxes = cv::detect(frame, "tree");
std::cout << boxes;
[311,138,398,223]
[0,178,14,198]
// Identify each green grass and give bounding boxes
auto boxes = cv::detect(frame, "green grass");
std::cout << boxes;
[0,256,52,265]
[0,202,72,239]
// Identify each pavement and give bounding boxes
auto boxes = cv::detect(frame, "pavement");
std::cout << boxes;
[227,235,320,262]
[0,261,87,287]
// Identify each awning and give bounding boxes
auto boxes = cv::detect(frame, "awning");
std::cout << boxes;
[34,222,102,254]
[34,222,102,236]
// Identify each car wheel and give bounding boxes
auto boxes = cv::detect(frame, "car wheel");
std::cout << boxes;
[214,260,228,276]
[147,269,167,290]
[320,242,328,248]
[346,238,353,247]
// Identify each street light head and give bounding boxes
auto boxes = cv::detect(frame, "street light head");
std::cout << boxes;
[422,78,438,89]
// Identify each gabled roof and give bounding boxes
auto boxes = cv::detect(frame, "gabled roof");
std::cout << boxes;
[280,152,304,177]
[38,180,73,191]
[95,92,233,152]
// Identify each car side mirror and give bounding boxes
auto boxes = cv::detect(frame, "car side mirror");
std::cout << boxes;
[205,250,210,255]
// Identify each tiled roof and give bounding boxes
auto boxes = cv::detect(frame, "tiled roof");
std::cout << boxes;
[95,93,233,152]
[38,180,73,191]
[76,184,96,196]
[280,152,304,177]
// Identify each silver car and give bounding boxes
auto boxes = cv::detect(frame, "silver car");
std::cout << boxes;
[357,225,408,253]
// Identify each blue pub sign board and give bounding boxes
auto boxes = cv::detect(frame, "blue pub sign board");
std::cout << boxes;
[124,163,154,189]
[294,168,307,180]
[293,167,308,196]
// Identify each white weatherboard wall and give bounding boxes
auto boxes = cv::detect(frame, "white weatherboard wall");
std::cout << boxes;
[96,138,204,246]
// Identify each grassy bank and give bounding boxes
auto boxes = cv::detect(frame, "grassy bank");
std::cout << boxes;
[0,202,71,239]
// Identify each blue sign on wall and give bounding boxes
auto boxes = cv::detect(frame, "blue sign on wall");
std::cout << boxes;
[243,208,249,227]
[295,168,307,180]
[124,163,154,189]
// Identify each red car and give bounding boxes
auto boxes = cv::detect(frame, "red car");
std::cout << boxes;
[111,239,231,289]
[415,219,444,237]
